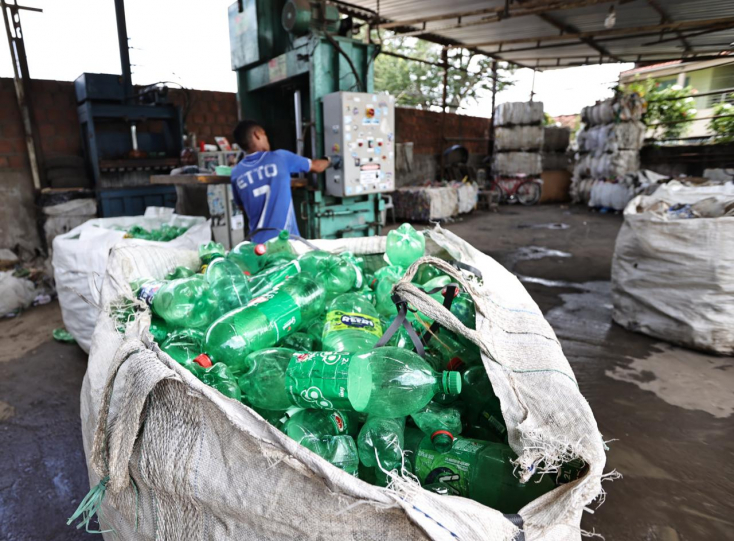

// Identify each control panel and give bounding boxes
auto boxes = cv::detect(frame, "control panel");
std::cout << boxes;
[322,91,396,197]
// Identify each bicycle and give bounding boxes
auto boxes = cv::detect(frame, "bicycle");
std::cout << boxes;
[488,176,542,205]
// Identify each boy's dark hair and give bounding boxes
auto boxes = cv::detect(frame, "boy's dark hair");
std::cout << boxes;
[233,120,263,152]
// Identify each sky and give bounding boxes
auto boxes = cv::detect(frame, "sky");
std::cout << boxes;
[1,0,632,117]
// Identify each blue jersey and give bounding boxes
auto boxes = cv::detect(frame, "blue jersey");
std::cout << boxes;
[230,150,311,243]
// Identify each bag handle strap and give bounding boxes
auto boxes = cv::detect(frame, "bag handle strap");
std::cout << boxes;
[373,293,425,357]
[420,283,459,346]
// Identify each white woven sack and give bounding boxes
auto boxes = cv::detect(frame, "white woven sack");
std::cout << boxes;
[52,209,210,352]
[495,126,544,151]
[79,228,606,541]
[612,183,734,354]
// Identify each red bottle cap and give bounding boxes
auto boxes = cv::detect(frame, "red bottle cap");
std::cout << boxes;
[442,286,460,298]
[446,357,465,371]
[193,353,213,368]
[431,430,455,442]
[254,244,267,256]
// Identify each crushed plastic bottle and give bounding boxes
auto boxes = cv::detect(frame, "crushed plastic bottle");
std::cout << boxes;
[278,332,315,351]
[247,260,301,297]
[204,257,252,317]
[203,275,325,368]
[285,347,462,418]
[357,417,405,470]
[165,266,195,281]
[148,316,173,343]
[228,231,297,275]
[321,435,360,476]
[298,251,361,303]
[373,265,406,317]
[413,264,446,285]
[199,241,226,265]
[237,348,295,410]
[284,408,359,452]
[200,362,242,401]
[410,401,463,453]
[322,293,383,353]
[385,223,425,268]
[137,275,216,329]
[461,366,507,443]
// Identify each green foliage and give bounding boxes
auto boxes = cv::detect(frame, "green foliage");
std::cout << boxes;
[543,112,555,126]
[624,77,697,140]
[373,37,512,111]
[709,95,734,143]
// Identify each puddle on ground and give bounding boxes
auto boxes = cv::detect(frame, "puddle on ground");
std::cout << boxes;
[606,343,734,418]
[504,246,572,271]
[517,222,570,230]
[541,282,614,343]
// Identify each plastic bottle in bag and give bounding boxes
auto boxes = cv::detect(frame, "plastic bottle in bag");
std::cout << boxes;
[283,408,359,452]
[322,293,383,353]
[285,347,462,417]
[228,231,297,275]
[386,223,425,267]
[204,257,252,316]
[461,366,507,443]
[409,436,556,513]
[410,401,463,452]
[199,241,226,265]
[165,266,195,281]
[200,362,242,401]
[160,329,206,377]
[357,417,405,470]
[247,260,301,297]
[373,265,406,317]
[203,275,324,368]
[237,348,295,410]
[298,251,361,302]
[137,276,216,329]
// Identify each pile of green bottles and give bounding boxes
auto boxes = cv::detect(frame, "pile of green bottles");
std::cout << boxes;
[121,224,190,241]
[126,225,584,514]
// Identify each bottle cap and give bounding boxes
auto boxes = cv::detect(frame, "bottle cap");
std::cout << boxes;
[193,353,213,368]
[254,244,267,256]
[442,371,462,396]
[431,430,455,452]
[446,357,465,372]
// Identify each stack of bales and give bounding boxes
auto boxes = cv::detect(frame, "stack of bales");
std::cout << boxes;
[493,101,544,177]
[542,127,571,171]
[571,93,646,207]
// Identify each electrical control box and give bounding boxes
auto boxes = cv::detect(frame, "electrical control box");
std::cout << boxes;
[322,92,396,198]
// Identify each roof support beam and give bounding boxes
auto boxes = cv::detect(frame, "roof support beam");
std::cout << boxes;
[536,11,624,63]
[460,16,734,49]
[646,0,691,52]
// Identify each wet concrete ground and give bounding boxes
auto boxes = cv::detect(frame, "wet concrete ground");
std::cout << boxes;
[1,204,732,540]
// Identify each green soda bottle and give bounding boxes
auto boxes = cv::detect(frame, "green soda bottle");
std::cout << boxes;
[322,293,383,353]
[228,231,297,275]
[285,347,462,418]
[373,265,406,317]
[278,332,314,351]
[411,436,556,514]
[237,348,295,410]
[284,408,359,453]
[247,260,301,297]
[428,333,481,369]
[411,401,463,453]
[137,276,217,329]
[165,266,195,281]
[357,417,405,470]
[298,251,361,303]
[305,318,325,350]
[401,427,426,475]
[461,366,507,443]
[386,223,425,268]
[203,275,325,369]
[321,435,360,476]
[201,362,242,401]
[199,241,225,265]
[204,257,252,316]
[149,316,174,343]
[413,264,445,285]
[160,329,206,377]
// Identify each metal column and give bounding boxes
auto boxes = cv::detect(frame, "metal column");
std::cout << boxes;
[113,0,133,100]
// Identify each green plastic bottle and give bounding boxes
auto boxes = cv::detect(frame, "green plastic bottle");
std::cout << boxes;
[373,265,406,317]
[204,257,252,317]
[461,366,507,443]
[427,333,481,370]
[413,264,446,285]
[278,331,315,351]
[203,275,325,368]
[401,427,426,475]
[160,329,206,377]
[247,260,301,297]
[228,231,297,275]
[200,362,242,401]
[321,435,360,476]
[386,223,425,268]
[237,347,295,410]
[411,436,556,514]
[305,318,325,351]
[284,408,359,453]
[165,266,195,281]
[285,347,462,418]
[410,401,463,453]
[357,417,406,470]
[322,293,383,353]
[149,316,173,343]
[298,251,361,303]
[137,276,216,329]
[199,241,226,265]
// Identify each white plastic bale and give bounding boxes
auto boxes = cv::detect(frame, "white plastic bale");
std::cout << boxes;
[494,101,544,126]
[577,122,646,155]
[493,152,543,176]
[612,182,734,354]
[495,126,544,151]
[52,210,211,352]
[581,94,644,126]
[79,228,607,541]
[573,151,639,180]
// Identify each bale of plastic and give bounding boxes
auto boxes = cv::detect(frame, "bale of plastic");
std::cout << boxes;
[581,93,644,127]
[493,152,542,176]
[573,151,639,180]
[494,126,544,151]
[576,121,646,155]
[78,228,607,541]
[52,207,211,352]
[612,182,734,354]
[494,101,544,126]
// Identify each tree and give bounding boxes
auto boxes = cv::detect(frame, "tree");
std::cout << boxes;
[373,37,513,111]
[709,95,734,143]
[624,78,697,140]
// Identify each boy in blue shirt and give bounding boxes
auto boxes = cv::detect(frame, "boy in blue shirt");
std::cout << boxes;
[231,120,335,243]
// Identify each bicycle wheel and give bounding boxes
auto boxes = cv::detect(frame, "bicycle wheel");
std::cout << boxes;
[517,181,541,206]
[488,180,505,205]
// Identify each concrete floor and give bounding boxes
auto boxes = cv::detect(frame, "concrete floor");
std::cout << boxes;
[1,204,733,540]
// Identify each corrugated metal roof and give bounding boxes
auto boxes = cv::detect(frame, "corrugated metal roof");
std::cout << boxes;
[342,0,734,69]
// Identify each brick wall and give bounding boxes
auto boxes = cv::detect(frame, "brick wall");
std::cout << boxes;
[396,107,490,155]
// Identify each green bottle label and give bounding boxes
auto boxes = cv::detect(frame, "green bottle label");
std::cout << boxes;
[247,283,302,342]
[415,438,489,497]
[286,352,352,410]
[324,310,382,337]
